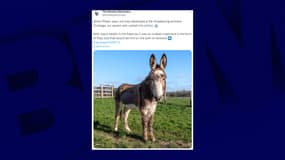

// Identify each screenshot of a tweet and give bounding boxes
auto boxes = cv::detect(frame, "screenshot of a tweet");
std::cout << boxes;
[92,10,193,150]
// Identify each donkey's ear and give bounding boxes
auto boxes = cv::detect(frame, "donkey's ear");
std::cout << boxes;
[149,54,156,70]
[160,54,167,69]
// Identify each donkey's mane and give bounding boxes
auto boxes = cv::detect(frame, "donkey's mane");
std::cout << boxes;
[139,77,154,106]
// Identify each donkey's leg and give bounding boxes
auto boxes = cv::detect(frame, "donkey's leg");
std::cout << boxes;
[148,114,156,142]
[114,100,121,131]
[124,107,132,133]
[141,110,149,142]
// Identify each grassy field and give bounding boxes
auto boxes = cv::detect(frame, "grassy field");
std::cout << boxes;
[93,97,192,148]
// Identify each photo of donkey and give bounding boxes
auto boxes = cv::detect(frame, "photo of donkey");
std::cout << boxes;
[93,50,192,149]
[114,54,167,142]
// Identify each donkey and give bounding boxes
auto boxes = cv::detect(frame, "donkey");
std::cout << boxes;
[114,54,167,142]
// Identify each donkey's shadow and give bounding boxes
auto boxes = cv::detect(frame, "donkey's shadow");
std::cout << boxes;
[93,121,142,141]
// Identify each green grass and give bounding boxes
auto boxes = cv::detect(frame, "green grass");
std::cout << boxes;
[93,97,192,148]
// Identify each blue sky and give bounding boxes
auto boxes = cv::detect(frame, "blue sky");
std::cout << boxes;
[93,50,192,91]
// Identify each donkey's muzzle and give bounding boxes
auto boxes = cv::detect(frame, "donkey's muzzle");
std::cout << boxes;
[154,96,161,101]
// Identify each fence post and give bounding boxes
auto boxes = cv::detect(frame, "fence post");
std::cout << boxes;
[101,85,103,98]
[163,91,167,104]
[111,85,114,97]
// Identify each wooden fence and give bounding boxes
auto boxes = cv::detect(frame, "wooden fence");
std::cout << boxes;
[94,85,114,98]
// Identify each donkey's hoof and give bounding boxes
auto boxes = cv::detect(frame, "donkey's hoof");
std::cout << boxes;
[125,127,132,133]
[150,137,156,142]
[143,137,148,142]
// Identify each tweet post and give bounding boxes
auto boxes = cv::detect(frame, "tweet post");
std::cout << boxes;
[92,10,193,150]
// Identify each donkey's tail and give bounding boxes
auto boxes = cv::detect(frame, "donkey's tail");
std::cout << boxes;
[115,86,121,101]
[115,86,124,120]
[119,109,123,120]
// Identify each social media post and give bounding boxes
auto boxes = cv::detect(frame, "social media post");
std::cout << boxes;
[92,10,193,150]
[92,10,193,51]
